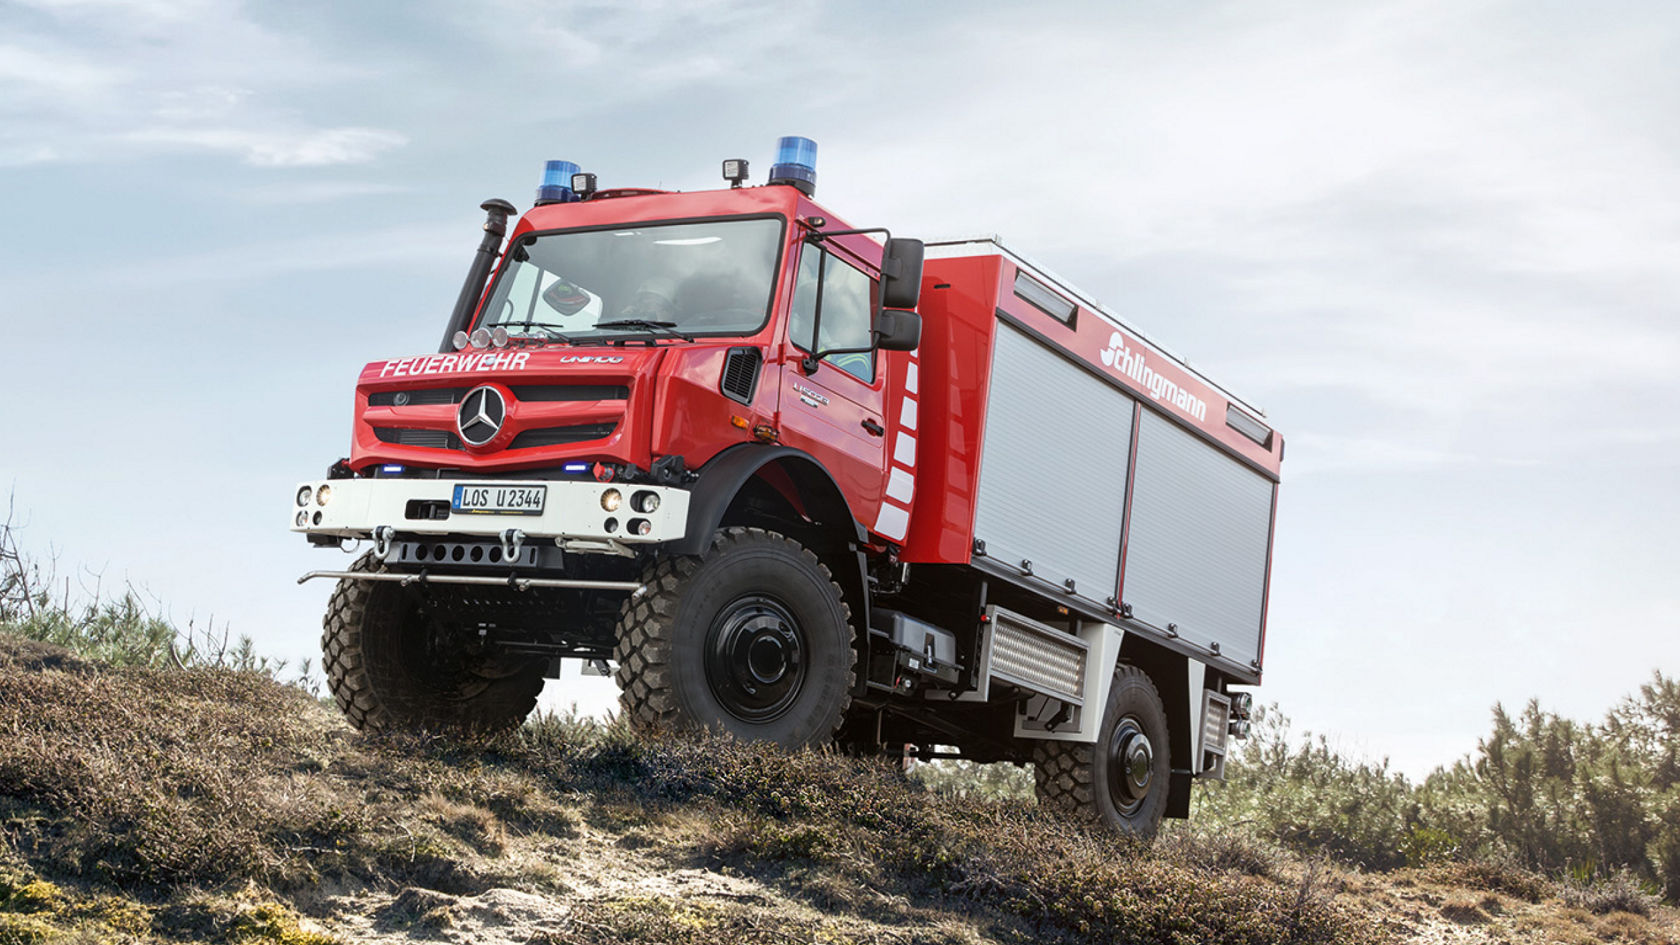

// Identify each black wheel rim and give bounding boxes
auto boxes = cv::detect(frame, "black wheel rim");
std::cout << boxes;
[704,594,807,723]
[1106,716,1155,816]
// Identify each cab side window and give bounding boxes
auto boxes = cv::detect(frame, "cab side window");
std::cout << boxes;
[788,247,876,383]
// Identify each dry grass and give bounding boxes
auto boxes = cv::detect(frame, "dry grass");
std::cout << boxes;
[0,634,1383,945]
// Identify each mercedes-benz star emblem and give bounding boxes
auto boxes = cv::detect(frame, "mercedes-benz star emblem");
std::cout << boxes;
[457,386,506,447]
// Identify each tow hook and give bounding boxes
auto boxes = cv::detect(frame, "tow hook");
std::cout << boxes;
[500,528,525,563]
[373,525,395,561]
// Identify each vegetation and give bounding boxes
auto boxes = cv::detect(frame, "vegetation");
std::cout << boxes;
[1194,686,1680,909]
[2,508,1676,942]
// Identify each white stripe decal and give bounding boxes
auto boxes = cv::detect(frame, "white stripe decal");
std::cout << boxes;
[899,397,918,432]
[874,502,910,540]
[885,466,914,503]
[893,433,916,466]
[905,362,918,394]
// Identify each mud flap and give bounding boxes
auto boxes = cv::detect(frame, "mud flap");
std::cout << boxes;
[1166,770,1193,820]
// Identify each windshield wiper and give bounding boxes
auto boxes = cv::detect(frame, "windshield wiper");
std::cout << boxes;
[498,320,574,343]
[592,319,694,342]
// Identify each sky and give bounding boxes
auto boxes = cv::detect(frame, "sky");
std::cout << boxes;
[1,0,1676,780]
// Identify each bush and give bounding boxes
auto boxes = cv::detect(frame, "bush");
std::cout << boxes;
[0,505,317,691]
[1197,686,1680,904]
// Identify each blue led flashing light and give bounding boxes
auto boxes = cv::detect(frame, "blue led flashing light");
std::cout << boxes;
[381,464,405,475]
[536,159,581,204]
[562,461,590,474]
[768,136,817,196]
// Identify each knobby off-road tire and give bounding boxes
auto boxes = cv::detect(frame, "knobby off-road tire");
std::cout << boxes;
[321,553,545,735]
[1034,664,1172,839]
[613,527,855,748]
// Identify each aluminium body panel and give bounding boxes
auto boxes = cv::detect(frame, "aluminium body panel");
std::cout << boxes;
[1122,409,1274,668]
[971,321,1136,601]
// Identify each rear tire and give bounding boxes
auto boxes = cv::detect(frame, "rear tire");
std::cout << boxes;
[613,527,854,748]
[1034,664,1171,838]
[321,553,545,734]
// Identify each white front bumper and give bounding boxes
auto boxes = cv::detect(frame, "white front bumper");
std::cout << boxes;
[289,477,689,544]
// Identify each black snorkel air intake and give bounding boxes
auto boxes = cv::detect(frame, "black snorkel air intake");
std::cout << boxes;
[438,197,518,353]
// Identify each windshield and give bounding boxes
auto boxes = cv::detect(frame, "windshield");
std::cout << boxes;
[477,217,784,340]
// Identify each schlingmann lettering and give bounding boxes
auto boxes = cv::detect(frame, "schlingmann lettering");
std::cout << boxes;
[1098,332,1208,422]
[379,352,531,378]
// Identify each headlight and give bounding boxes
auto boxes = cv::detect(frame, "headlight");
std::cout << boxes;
[632,490,660,513]
[316,484,332,506]
[600,488,622,512]
[296,486,313,507]
[629,518,652,536]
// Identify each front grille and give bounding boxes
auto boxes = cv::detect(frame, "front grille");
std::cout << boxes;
[512,384,629,402]
[373,427,463,450]
[369,388,467,407]
[508,423,617,449]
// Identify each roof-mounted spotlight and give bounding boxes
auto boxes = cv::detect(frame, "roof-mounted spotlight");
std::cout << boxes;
[536,159,580,205]
[722,158,749,188]
[767,136,816,196]
[570,171,597,199]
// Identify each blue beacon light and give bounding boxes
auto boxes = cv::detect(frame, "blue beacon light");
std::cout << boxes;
[562,461,590,475]
[536,160,581,205]
[767,136,817,196]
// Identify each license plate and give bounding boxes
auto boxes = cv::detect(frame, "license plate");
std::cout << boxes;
[451,484,547,515]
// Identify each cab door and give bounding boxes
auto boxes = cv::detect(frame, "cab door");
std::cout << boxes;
[774,241,890,532]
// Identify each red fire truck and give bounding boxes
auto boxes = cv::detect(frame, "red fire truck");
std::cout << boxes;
[290,137,1283,835]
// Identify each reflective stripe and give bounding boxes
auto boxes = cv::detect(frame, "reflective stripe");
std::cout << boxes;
[874,502,910,540]
[886,466,914,503]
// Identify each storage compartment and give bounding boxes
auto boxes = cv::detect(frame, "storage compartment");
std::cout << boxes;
[1122,410,1275,668]
[971,322,1135,601]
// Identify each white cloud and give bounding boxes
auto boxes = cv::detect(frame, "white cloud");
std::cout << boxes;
[0,3,405,168]
[124,126,408,167]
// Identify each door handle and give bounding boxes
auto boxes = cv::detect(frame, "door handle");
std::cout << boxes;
[861,418,884,437]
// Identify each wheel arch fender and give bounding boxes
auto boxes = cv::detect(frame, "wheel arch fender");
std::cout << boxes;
[670,444,871,628]
[672,444,866,554]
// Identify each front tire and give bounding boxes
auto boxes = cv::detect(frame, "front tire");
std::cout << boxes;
[1034,664,1172,838]
[321,553,545,735]
[613,527,855,748]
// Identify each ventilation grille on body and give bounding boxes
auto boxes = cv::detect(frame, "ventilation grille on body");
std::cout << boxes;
[368,388,467,407]
[374,427,463,450]
[511,385,629,402]
[720,347,762,404]
[985,606,1088,706]
[508,423,617,449]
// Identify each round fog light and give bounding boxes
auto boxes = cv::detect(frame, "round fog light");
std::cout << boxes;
[600,488,622,512]
[629,518,652,536]
[316,484,332,506]
[632,490,660,513]
[295,510,308,527]
[296,486,313,507]
[603,517,619,533]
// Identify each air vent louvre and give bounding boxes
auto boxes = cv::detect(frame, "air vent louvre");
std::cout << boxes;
[373,427,463,450]
[721,347,762,404]
[511,385,630,402]
[508,423,618,449]
[369,388,467,407]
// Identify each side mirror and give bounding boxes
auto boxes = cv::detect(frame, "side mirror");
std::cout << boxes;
[875,308,921,352]
[880,237,924,311]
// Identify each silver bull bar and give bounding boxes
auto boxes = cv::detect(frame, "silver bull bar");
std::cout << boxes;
[297,569,646,595]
